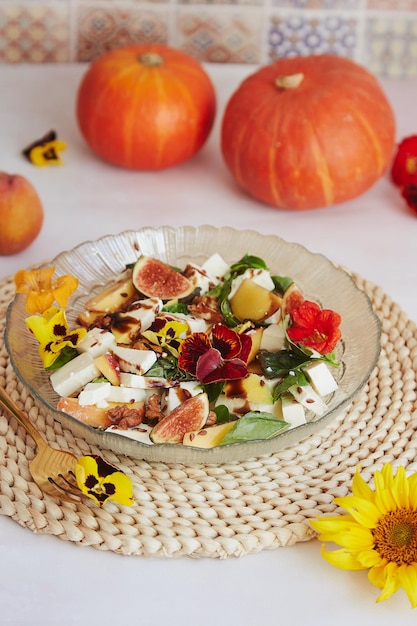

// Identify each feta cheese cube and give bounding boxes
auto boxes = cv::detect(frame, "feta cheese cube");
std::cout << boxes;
[260,324,286,352]
[288,384,328,416]
[201,253,230,280]
[281,394,306,428]
[50,352,100,397]
[112,346,157,375]
[106,386,147,403]
[78,382,111,406]
[77,327,115,358]
[303,361,338,396]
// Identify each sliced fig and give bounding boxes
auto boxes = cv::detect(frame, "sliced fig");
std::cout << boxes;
[150,393,209,444]
[282,283,304,315]
[132,256,194,300]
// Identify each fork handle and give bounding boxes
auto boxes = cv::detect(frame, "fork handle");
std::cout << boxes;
[0,386,45,447]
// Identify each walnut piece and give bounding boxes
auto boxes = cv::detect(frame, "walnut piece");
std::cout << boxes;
[108,404,145,430]
[188,295,223,324]
[145,393,165,423]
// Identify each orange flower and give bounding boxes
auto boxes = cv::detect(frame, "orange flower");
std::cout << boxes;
[286,300,341,355]
[14,267,79,314]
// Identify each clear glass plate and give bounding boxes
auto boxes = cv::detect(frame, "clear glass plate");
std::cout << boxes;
[5,226,381,463]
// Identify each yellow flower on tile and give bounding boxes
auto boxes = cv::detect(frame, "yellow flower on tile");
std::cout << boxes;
[310,464,417,609]
[75,455,134,507]
[26,306,86,368]
[14,267,79,314]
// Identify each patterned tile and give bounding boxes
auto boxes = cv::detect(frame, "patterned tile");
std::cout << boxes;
[365,15,417,77]
[0,3,70,63]
[76,5,168,62]
[178,0,264,5]
[273,0,361,8]
[175,9,263,63]
[367,0,417,9]
[267,13,358,60]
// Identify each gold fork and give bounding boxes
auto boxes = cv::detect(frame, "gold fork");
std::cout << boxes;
[0,385,84,503]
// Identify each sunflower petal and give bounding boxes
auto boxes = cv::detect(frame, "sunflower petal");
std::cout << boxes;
[334,495,381,527]
[320,545,367,571]
[398,564,417,609]
[374,562,402,603]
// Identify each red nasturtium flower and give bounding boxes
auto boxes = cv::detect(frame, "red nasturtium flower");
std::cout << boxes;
[391,135,417,213]
[286,300,342,355]
[178,323,252,384]
[391,135,417,187]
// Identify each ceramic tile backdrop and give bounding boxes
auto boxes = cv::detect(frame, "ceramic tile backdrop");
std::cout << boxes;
[0,0,416,76]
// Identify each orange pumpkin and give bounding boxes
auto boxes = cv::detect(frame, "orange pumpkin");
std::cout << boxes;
[76,44,216,170]
[221,54,396,210]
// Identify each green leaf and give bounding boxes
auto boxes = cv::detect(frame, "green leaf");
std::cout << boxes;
[272,370,309,402]
[202,381,224,403]
[220,412,288,445]
[271,275,294,295]
[45,346,79,371]
[258,349,312,379]
[229,254,268,275]
[163,302,189,315]
[146,355,192,381]
[213,404,230,423]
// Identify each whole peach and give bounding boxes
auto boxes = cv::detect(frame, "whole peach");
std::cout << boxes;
[0,172,44,255]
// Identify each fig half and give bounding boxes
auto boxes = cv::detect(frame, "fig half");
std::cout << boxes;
[150,393,209,444]
[132,256,194,300]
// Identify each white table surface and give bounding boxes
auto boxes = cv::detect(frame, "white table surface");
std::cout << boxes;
[0,62,416,625]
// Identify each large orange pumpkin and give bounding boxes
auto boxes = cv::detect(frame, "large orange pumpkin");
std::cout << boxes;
[221,54,396,210]
[76,44,216,170]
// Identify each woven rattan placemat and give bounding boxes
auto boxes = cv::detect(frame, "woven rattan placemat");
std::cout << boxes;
[1,271,417,558]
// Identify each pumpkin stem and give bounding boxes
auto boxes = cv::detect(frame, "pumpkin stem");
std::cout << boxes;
[275,73,304,89]
[139,52,164,67]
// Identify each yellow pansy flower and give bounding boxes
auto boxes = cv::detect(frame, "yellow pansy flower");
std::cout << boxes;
[142,318,188,358]
[75,455,134,507]
[25,306,86,368]
[15,267,79,314]
[311,464,417,609]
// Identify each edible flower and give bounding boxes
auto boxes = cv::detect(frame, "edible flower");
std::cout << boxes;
[142,318,188,358]
[286,300,341,355]
[14,267,79,314]
[311,464,417,609]
[178,323,251,384]
[25,306,86,368]
[75,455,134,507]
[391,135,417,214]
[22,130,66,166]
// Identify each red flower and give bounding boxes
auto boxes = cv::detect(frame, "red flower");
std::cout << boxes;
[402,184,417,214]
[286,300,341,355]
[178,324,252,384]
[391,136,417,187]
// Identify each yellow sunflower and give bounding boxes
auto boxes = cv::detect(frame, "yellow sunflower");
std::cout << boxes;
[310,464,417,609]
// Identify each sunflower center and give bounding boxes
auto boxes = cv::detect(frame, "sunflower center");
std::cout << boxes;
[372,509,417,565]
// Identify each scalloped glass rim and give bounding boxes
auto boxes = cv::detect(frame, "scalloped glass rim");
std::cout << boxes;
[5,226,381,463]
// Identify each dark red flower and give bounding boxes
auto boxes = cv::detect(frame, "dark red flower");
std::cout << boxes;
[178,324,251,384]
[286,300,341,355]
[391,136,417,187]
[402,184,417,214]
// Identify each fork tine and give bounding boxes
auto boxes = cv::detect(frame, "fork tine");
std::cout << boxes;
[47,475,84,502]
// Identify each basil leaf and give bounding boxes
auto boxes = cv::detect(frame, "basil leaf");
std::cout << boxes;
[220,412,288,445]
[258,349,312,379]
[146,355,192,381]
[163,302,189,315]
[272,370,309,402]
[45,346,79,371]
[213,404,230,424]
[229,254,268,275]
[271,275,294,295]
[202,381,224,403]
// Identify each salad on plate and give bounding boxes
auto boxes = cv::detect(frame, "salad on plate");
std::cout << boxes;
[17,251,343,449]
